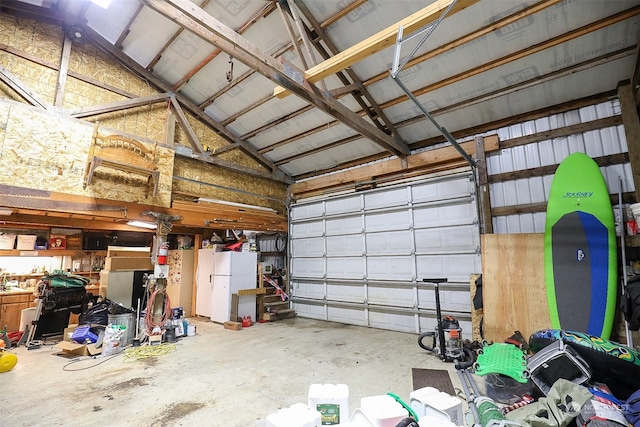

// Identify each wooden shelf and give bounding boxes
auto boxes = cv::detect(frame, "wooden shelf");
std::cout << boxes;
[0,249,92,257]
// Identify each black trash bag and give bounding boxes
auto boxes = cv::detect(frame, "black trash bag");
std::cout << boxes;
[621,280,640,331]
[78,299,133,325]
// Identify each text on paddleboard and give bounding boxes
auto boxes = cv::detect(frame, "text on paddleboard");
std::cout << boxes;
[563,192,593,198]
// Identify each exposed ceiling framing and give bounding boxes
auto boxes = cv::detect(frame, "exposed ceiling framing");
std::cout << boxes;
[0,0,638,182]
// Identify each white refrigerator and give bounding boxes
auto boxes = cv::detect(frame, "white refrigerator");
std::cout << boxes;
[211,251,257,323]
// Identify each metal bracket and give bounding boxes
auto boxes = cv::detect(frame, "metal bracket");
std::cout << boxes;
[389,0,476,169]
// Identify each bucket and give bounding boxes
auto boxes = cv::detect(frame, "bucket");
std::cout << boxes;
[164,326,177,343]
[108,313,136,346]
[187,324,196,336]
[308,384,349,426]
[266,403,322,427]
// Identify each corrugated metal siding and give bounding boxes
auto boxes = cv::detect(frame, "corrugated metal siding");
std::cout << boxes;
[489,100,633,234]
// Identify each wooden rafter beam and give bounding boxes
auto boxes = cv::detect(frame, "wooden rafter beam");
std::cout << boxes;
[294,0,402,142]
[69,93,172,118]
[169,95,205,153]
[173,146,291,183]
[141,0,409,158]
[0,64,48,109]
[274,0,480,98]
[289,135,500,199]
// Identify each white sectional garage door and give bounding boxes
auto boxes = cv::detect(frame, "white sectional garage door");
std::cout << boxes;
[289,170,481,335]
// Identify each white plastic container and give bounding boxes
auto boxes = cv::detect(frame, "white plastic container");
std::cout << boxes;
[308,383,349,426]
[417,415,459,427]
[265,403,322,427]
[358,395,407,427]
[409,386,463,426]
[16,234,37,250]
[0,233,16,250]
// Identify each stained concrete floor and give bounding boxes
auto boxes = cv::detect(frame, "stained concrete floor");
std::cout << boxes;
[1,317,466,427]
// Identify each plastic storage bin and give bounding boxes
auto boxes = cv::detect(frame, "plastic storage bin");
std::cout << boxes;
[16,235,37,250]
[265,403,322,427]
[527,339,591,396]
[409,386,463,426]
[308,383,349,426]
[71,325,99,344]
[358,395,408,427]
[0,233,16,250]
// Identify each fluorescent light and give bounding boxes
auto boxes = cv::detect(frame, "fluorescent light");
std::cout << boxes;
[127,221,157,229]
[90,0,111,9]
[0,208,13,216]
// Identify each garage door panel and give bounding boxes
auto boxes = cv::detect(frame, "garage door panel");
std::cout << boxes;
[290,172,479,334]
[291,257,325,278]
[365,210,411,232]
[415,253,481,282]
[291,221,324,238]
[291,203,324,220]
[326,196,361,215]
[414,225,479,253]
[366,230,413,255]
[367,284,414,307]
[364,186,408,209]
[366,255,415,281]
[326,257,364,279]
[369,310,415,333]
[326,215,362,235]
[328,306,367,326]
[292,279,324,299]
[293,301,325,319]
[417,286,471,313]
[327,283,364,303]
[326,235,363,256]
[291,237,325,256]
[411,175,473,203]
[413,201,476,228]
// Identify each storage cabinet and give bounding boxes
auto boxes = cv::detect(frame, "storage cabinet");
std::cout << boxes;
[0,292,35,332]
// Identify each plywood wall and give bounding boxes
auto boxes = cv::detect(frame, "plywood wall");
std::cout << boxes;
[0,14,286,212]
[481,233,551,342]
[0,102,174,205]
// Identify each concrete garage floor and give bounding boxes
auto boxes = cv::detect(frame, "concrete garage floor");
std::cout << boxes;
[2,317,465,427]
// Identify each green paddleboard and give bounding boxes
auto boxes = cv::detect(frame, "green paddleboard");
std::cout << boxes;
[544,152,617,339]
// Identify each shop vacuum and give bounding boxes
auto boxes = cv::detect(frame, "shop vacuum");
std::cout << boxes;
[418,278,474,365]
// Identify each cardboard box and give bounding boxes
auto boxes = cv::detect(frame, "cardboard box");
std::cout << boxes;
[63,324,78,342]
[54,341,102,357]
[105,256,153,271]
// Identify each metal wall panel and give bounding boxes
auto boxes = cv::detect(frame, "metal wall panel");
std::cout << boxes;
[290,172,481,335]
[489,100,634,234]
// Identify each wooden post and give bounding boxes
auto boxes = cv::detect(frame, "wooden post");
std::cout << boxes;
[476,135,494,234]
[618,80,640,201]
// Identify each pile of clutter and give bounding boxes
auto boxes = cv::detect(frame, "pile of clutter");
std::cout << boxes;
[57,300,196,358]
[265,383,462,427]
[265,329,640,427]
